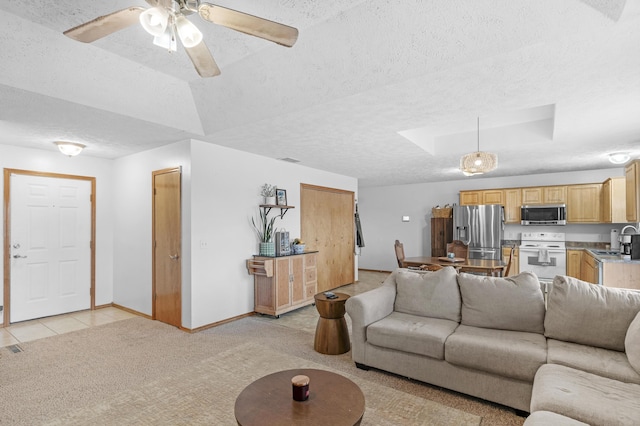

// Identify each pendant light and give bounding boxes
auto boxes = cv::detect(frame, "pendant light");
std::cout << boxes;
[460,117,498,176]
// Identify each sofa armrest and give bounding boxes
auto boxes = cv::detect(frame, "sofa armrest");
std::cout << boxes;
[346,271,397,363]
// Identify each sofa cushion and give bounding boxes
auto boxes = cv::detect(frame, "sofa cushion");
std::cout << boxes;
[626,311,640,375]
[523,411,588,426]
[444,324,547,381]
[457,271,545,333]
[394,267,461,322]
[545,275,640,351]
[531,364,640,426]
[366,311,458,360]
[547,339,640,385]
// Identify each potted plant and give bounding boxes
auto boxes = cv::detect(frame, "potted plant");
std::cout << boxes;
[260,183,277,205]
[252,209,278,256]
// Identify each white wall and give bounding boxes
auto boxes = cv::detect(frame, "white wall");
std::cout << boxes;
[112,140,192,322]
[357,168,627,271]
[0,144,114,325]
[188,140,358,329]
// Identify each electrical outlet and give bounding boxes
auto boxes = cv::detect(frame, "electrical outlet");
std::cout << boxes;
[200,240,208,249]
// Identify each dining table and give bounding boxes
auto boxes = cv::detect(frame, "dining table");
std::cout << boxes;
[403,256,507,276]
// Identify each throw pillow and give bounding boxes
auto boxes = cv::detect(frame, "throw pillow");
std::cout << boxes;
[457,271,545,333]
[545,275,640,351]
[625,312,640,374]
[394,267,461,322]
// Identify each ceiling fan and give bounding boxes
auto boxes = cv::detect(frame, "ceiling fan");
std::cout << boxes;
[63,0,299,78]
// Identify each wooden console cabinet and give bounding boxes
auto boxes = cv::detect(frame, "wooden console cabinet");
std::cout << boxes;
[247,252,318,317]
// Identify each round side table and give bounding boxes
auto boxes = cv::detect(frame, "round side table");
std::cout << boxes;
[313,292,351,355]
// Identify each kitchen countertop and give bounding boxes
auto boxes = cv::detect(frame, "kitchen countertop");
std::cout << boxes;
[584,248,640,264]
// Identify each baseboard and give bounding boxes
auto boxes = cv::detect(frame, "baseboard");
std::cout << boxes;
[110,303,152,320]
[185,312,255,333]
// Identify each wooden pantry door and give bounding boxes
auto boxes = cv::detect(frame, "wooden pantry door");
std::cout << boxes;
[300,184,354,292]
[152,167,182,328]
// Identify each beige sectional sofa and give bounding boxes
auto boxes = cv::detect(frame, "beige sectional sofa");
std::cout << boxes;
[345,267,640,425]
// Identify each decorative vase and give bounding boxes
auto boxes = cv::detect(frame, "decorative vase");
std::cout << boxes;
[264,196,276,205]
[292,244,306,254]
[259,241,275,256]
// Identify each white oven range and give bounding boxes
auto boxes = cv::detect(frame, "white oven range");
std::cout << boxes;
[519,232,566,281]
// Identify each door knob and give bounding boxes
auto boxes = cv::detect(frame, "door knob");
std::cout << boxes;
[13,254,27,259]
[169,254,179,260]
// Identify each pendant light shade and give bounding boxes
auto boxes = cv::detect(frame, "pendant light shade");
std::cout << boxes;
[460,118,498,176]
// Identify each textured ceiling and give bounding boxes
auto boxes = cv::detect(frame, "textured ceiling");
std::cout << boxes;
[0,0,639,187]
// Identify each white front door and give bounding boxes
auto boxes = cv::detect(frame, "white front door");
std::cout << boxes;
[10,174,92,323]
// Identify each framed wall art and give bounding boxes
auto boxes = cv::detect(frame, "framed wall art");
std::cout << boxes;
[276,188,288,206]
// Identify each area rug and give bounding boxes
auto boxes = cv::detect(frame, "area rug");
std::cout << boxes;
[1,316,481,425]
[45,341,480,425]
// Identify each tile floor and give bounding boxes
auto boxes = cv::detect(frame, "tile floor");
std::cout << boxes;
[0,307,138,348]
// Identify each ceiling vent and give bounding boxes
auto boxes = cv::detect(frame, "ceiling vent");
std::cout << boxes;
[278,157,301,163]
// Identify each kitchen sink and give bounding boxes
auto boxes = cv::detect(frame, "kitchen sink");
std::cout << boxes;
[589,249,621,256]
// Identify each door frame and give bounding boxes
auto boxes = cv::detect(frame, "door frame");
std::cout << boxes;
[3,168,96,326]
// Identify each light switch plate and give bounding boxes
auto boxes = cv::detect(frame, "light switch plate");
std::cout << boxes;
[402,216,410,222]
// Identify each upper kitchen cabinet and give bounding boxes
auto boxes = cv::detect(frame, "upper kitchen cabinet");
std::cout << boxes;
[567,183,602,223]
[602,177,626,223]
[504,189,521,224]
[522,186,566,205]
[459,190,504,205]
[626,160,640,222]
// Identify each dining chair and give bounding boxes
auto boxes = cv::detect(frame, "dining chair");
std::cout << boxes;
[446,240,469,259]
[394,240,406,268]
[504,245,516,277]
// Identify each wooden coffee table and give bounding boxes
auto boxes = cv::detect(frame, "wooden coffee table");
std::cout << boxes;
[234,368,365,425]
[314,292,351,355]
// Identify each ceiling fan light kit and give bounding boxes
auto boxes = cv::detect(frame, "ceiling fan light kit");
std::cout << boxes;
[139,7,169,37]
[175,15,203,48]
[63,0,299,77]
[460,117,498,176]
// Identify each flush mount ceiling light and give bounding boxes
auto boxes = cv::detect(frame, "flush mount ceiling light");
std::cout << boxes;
[460,117,498,176]
[54,141,86,157]
[608,152,630,164]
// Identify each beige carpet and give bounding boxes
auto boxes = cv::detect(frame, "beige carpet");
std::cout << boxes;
[44,340,480,425]
[0,316,488,425]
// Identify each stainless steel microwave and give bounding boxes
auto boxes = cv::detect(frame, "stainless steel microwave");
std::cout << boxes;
[521,204,567,225]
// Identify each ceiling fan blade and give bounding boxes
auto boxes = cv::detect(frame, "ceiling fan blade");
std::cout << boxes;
[184,41,221,78]
[63,7,145,43]
[198,3,299,47]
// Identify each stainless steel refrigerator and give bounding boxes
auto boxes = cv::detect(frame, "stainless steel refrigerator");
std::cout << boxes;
[452,204,504,260]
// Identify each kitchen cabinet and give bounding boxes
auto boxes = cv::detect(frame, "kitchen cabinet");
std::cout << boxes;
[566,249,583,279]
[504,188,521,224]
[460,189,504,205]
[602,177,626,223]
[460,190,481,205]
[626,160,640,222]
[431,217,453,257]
[502,246,519,276]
[567,184,602,223]
[522,186,566,205]
[580,250,598,284]
[247,252,317,317]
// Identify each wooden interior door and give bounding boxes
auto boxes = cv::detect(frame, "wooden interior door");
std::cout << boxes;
[152,167,181,328]
[300,184,354,292]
